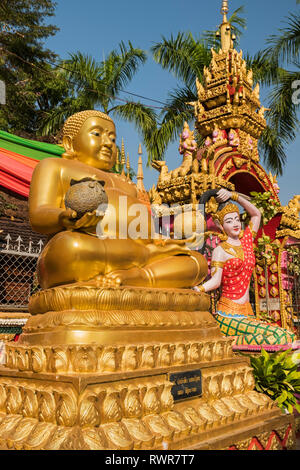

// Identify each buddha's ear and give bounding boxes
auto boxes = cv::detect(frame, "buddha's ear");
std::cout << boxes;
[62,135,75,159]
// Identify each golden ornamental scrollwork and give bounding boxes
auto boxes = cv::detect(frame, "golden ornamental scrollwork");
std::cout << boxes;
[123,386,143,419]
[162,410,192,439]
[212,400,235,422]
[6,336,235,376]
[0,376,292,450]
[219,160,234,178]
[181,407,206,433]
[79,390,101,428]
[80,427,108,450]
[235,437,253,450]
[102,421,134,450]
[122,418,155,450]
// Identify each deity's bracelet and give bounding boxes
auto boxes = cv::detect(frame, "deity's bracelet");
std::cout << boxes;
[231,192,239,202]
[197,285,206,293]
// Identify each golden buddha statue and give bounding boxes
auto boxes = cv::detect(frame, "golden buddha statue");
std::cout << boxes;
[29,110,207,290]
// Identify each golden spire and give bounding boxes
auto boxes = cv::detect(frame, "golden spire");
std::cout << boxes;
[121,138,126,177]
[115,148,120,172]
[219,0,233,52]
[137,144,146,192]
[221,0,229,22]
[126,152,131,180]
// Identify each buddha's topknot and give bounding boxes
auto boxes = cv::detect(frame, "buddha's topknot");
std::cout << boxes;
[63,110,114,138]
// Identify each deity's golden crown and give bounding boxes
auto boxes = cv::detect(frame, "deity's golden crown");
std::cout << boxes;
[213,203,240,225]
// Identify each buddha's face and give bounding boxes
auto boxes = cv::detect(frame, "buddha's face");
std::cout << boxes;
[70,116,117,170]
[222,212,241,239]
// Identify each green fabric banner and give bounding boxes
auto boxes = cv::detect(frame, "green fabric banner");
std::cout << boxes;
[0,130,64,160]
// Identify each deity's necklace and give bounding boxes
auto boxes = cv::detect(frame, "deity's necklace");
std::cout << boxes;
[221,240,244,261]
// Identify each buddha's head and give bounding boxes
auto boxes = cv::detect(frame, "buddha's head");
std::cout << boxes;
[62,110,117,171]
[213,203,241,239]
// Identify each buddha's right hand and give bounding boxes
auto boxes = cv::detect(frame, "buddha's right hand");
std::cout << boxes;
[73,211,102,229]
[58,208,78,229]
[59,209,102,230]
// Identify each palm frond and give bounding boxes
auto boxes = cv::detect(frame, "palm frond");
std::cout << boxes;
[133,85,197,162]
[161,86,196,122]
[111,101,157,132]
[245,52,286,87]
[102,41,147,94]
[151,33,210,87]
[39,95,96,135]
[259,125,287,175]
[229,6,247,34]
[145,109,195,163]
[266,69,300,142]
[264,12,300,65]
[62,52,101,91]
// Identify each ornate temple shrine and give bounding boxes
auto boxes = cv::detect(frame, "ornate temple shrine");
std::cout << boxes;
[0,0,297,452]
[150,4,300,341]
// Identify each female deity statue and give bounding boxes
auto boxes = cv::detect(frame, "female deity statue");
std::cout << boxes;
[196,188,297,348]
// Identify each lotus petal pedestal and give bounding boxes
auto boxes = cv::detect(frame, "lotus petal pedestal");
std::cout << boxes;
[0,285,295,450]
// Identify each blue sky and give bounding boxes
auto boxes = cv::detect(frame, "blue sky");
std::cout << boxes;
[45,0,299,205]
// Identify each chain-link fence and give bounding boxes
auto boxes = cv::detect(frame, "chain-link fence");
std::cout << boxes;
[0,233,43,311]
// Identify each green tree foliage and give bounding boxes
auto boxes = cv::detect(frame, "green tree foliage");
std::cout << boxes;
[0,0,62,136]
[250,348,300,414]
[40,42,153,137]
[0,2,152,144]
[242,191,281,226]
[250,10,300,174]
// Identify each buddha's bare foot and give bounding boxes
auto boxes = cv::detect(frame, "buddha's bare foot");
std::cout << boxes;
[105,267,150,287]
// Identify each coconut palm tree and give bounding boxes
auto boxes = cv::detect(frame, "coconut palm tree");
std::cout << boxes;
[40,41,157,137]
[144,7,299,175]
[256,10,300,174]
[140,8,252,163]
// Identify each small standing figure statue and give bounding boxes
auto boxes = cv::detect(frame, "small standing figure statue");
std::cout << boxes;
[196,188,297,349]
[228,129,240,147]
[170,122,197,179]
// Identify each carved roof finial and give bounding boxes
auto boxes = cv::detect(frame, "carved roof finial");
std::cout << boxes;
[221,0,229,22]
[219,0,232,52]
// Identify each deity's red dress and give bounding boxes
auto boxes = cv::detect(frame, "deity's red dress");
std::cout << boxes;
[214,226,297,348]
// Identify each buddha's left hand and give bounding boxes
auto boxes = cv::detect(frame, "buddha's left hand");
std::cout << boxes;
[147,235,195,260]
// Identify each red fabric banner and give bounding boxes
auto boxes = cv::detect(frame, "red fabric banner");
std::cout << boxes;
[0,170,31,197]
[0,147,39,196]
[0,152,34,183]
